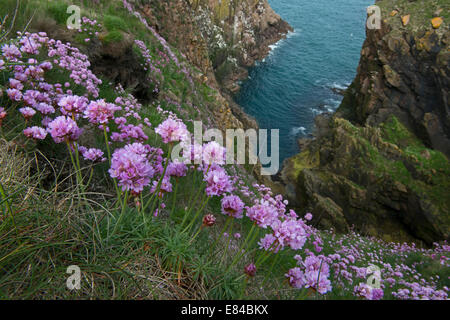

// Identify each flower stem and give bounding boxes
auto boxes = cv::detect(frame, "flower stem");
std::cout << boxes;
[112,191,128,235]
[183,196,209,234]
[103,126,121,204]
[169,179,178,220]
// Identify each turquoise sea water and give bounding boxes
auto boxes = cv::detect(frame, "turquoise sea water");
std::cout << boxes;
[235,0,374,163]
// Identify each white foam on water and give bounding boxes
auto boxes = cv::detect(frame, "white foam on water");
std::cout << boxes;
[291,126,306,136]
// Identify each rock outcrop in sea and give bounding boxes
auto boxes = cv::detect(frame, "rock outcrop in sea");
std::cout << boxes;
[281,0,449,245]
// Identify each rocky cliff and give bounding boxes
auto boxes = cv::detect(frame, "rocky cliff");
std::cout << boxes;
[130,0,292,93]
[282,0,450,245]
[338,0,450,157]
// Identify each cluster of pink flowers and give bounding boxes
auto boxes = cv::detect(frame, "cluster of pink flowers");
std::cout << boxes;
[203,166,233,197]
[155,117,189,144]
[79,146,106,162]
[47,116,82,143]
[23,126,47,140]
[286,253,332,295]
[84,99,122,125]
[354,283,384,300]
[108,143,155,194]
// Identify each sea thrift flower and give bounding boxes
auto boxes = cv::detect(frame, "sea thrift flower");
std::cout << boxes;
[221,195,245,218]
[259,234,280,252]
[79,147,106,162]
[202,141,226,165]
[204,167,232,197]
[202,214,216,227]
[286,267,305,289]
[302,255,332,294]
[23,126,47,140]
[19,107,36,120]
[109,143,155,193]
[246,201,278,229]
[2,44,21,61]
[35,102,55,115]
[305,213,313,221]
[150,176,173,198]
[7,89,22,101]
[84,99,121,124]
[0,107,6,125]
[354,283,384,300]
[244,263,257,277]
[47,116,82,143]
[273,219,308,250]
[58,95,88,116]
[167,160,187,178]
[155,118,188,144]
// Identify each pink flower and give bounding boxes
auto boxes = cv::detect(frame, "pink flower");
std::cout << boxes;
[150,175,173,198]
[258,234,279,253]
[246,200,278,229]
[167,160,187,178]
[203,166,232,197]
[84,99,121,124]
[203,214,216,227]
[2,44,21,61]
[286,267,305,289]
[108,143,155,194]
[0,107,7,125]
[7,88,22,101]
[23,126,47,140]
[305,213,313,221]
[79,147,106,162]
[47,116,82,143]
[244,263,256,277]
[155,118,188,144]
[221,195,245,219]
[202,141,225,165]
[354,283,384,300]
[19,107,36,119]
[34,102,55,115]
[58,95,88,116]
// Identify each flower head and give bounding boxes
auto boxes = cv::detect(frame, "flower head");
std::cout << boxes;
[79,147,106,162]
[84,99,121,124]
[246,200,278,229]
[58,95,88,116]
[0,107,6,126]
[167,160,187,178]
[47,116,82,143]
[19,107,36,120]
[202,141,225,165]
[23,126,47,140]
[109,143,155,194]
[155,118,188,144]
[244,263,256,277]
[203,166,232,197]
[221,195,245,219]
[202,214,216,227]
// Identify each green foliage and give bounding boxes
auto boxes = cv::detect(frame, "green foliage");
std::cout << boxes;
[103,15,128,32]
[103,30,123,44]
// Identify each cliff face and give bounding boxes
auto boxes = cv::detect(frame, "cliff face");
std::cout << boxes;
[132,0,292,92]
[282,0,450,245]
[338,0,450,157]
